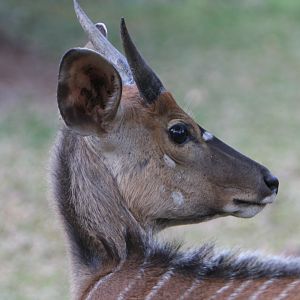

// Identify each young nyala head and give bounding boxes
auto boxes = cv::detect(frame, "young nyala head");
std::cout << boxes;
[57,5,279,232]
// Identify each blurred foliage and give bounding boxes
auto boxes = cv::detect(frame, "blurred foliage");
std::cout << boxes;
[2,0,300,57]
[1,0,300,299]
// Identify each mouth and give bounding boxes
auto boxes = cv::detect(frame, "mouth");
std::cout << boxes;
[233,192,277,207]
[224,192,277,218]
[233,199,267,207]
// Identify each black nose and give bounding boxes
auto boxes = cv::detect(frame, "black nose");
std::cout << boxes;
[264,173,279,194]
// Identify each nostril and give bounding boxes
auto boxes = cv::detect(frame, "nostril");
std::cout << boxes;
[264,173,279,194]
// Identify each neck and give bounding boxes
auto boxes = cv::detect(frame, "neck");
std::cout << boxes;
[51,128,144,295]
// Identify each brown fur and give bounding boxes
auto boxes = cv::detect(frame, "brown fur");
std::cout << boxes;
[50,9,296,298]
[79,259,300,299]
[52,74,299,298]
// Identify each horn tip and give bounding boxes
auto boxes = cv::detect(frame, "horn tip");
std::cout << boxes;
[73,0,83,19]
[120,17,127,34]
[73,0,78,9]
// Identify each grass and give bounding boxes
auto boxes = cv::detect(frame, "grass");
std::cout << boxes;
[0,104,67,300]
[1,0,300,299]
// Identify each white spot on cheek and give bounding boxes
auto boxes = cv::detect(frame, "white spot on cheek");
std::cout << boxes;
[202,131,214,142]
[171,191,185,206]
[159,185,166,193]
[163,154,176,168]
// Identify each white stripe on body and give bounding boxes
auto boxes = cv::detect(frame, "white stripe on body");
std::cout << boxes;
[117,265,145,300]
[249,278,277,300]
[144,269,174,300]
[207,281,233,300]
[226,280,252,300]
[179,278,202,300]
[274,279,300,300]
[85,261,125,300]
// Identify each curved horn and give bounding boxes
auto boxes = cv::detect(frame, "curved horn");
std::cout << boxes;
[120,18,165,103]
[73,0,134,85]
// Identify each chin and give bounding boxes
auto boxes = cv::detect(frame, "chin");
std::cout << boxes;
[223,202,267,218]
[231,205,266,218]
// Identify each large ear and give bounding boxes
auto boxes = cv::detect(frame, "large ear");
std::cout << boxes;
[57,48,122,135]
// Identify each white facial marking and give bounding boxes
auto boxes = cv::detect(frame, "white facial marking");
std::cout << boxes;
[261,193,276,204]
[159,185,166,193]
[163,154,176,168]
[236,206,265,218]
[223,203,264,218]
[202,131,214,142]
[171,191,185,206]
[223,203,238,213]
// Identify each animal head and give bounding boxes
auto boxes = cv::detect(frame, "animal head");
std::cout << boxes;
[56,1,279,231]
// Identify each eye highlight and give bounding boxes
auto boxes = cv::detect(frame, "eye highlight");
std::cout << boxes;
[168,123,189,144]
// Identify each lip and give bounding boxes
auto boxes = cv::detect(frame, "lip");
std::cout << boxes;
[233,199,267,207]
[233,192,277,208]
[260,193,277,204]
[223,200,268,218]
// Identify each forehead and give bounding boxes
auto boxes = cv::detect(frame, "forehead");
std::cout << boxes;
[121,85,195,125]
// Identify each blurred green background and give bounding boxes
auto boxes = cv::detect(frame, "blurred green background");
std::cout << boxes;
[1,0,300,299]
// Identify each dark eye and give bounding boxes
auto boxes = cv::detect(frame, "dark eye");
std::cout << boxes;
[168,123,189,144]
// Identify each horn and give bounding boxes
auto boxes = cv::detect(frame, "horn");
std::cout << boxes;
[120,18,165,103]
[73,0,134,85]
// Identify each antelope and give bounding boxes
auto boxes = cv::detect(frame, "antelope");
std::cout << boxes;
[51,1,300,299]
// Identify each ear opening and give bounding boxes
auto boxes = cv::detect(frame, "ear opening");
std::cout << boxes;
[57,48,122,135]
